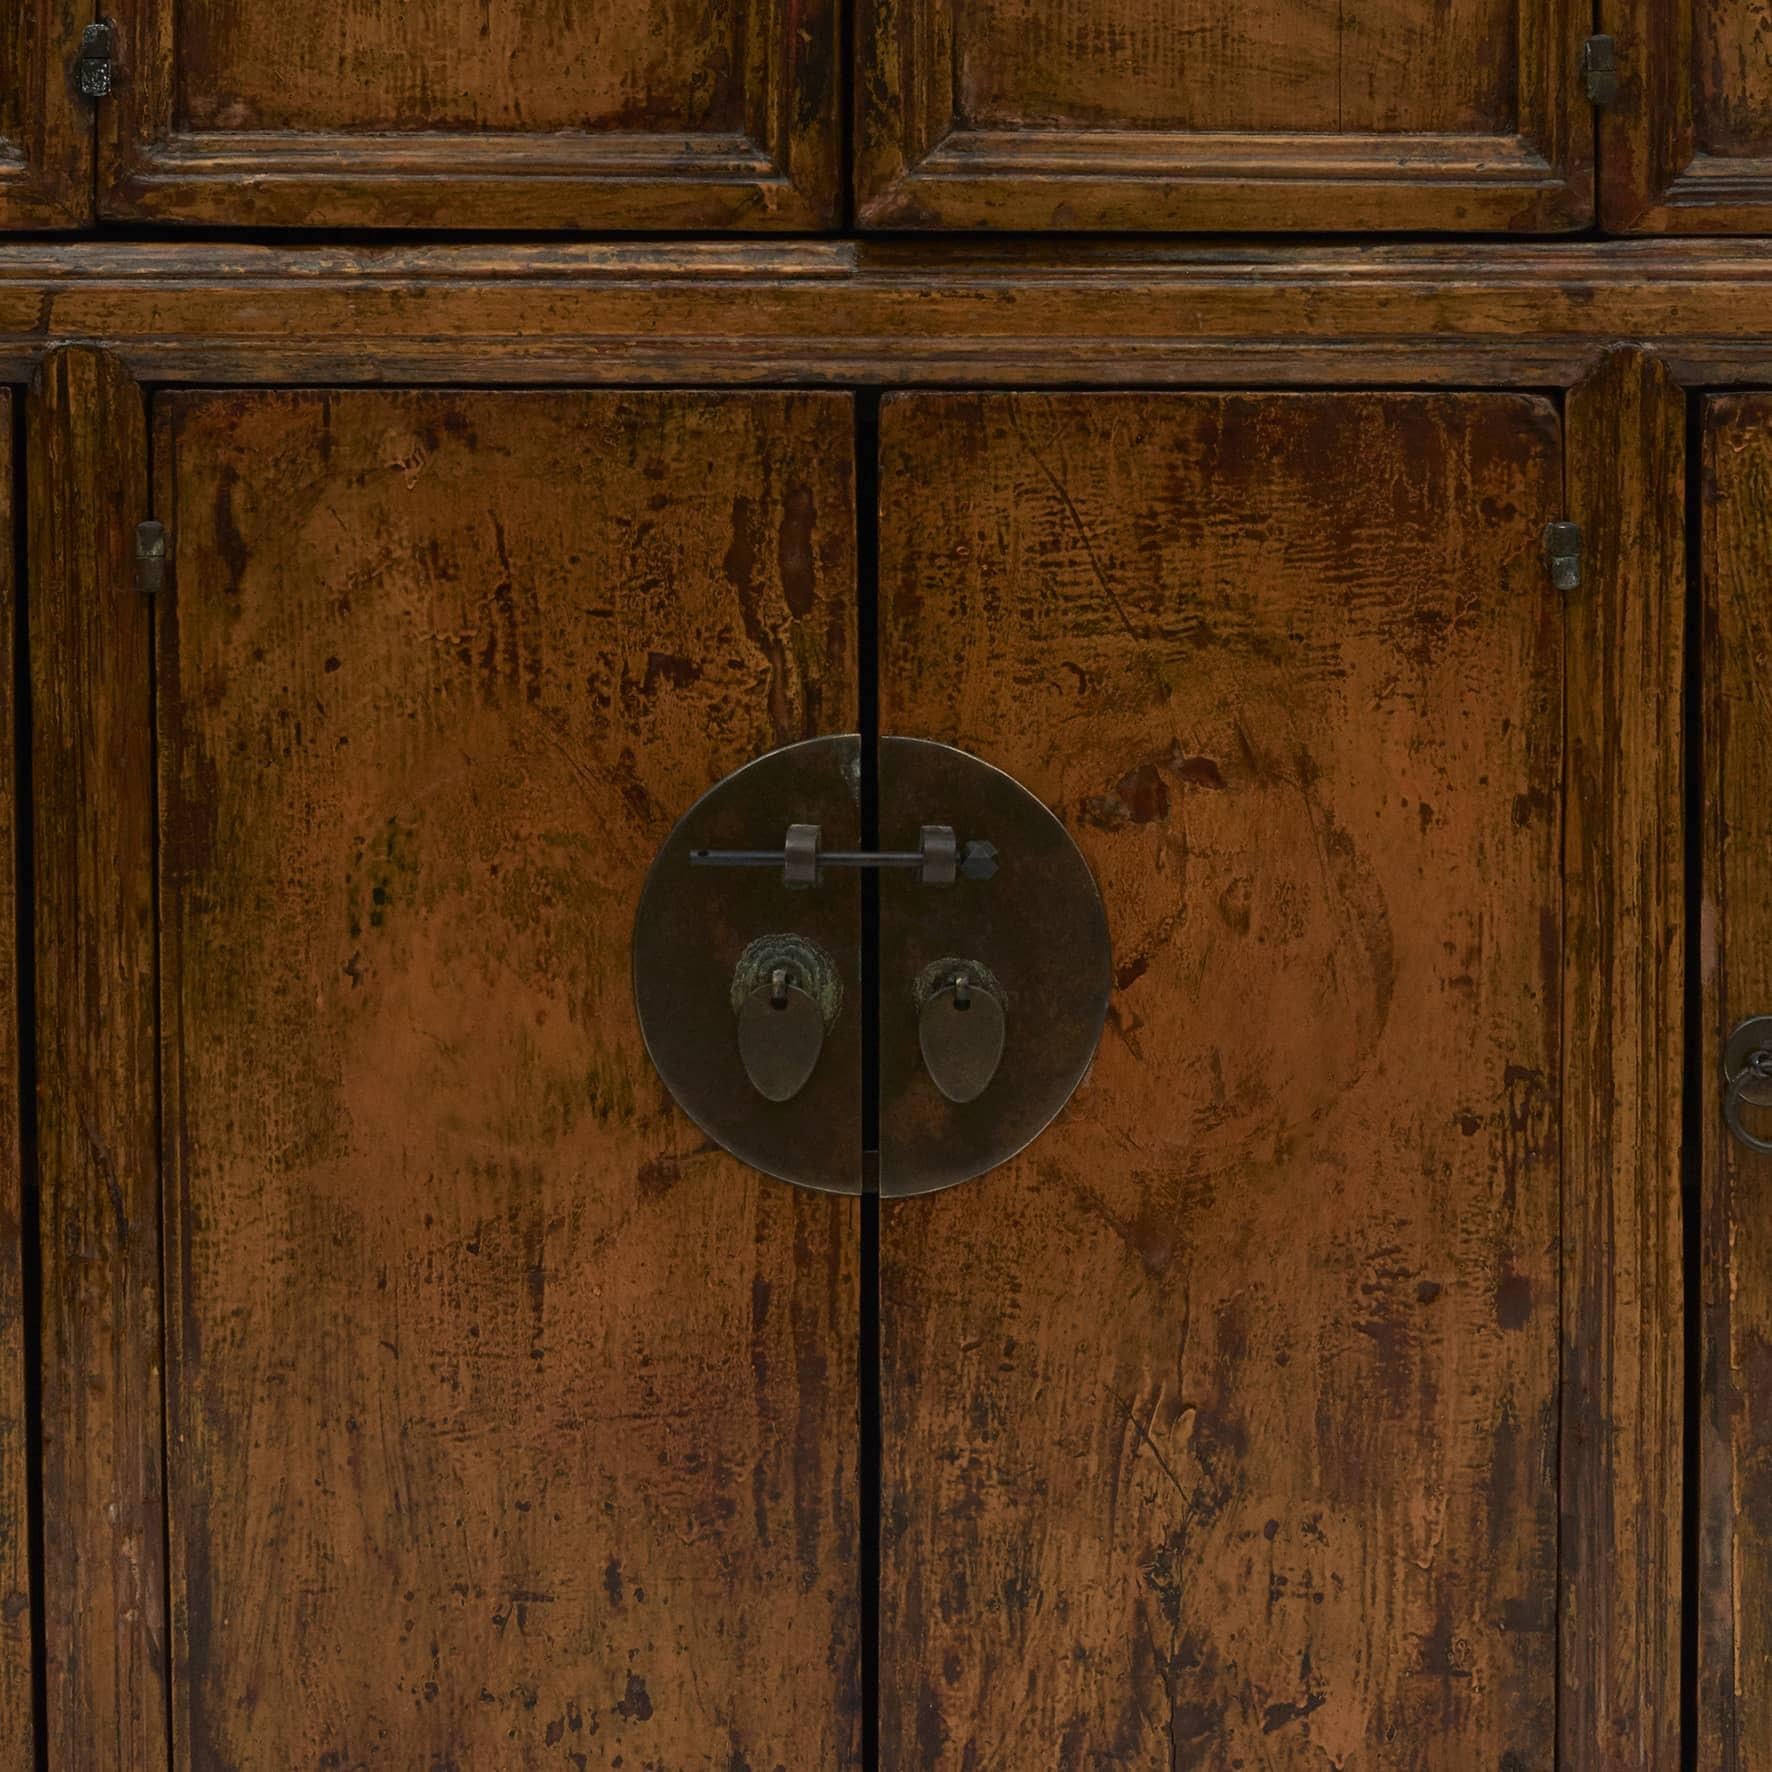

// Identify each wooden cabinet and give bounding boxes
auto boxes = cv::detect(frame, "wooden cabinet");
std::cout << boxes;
[3,262,1753,1768]
[1601,1,1772,230]
[95,0,841,227]
[1,0,89,225]
[1699,394,1772,1768]
[857,0,1594,229]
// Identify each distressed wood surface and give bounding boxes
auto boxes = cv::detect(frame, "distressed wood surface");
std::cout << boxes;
[877,392,1564,1767]
[0,391,31,1771]
[29,348,167,1770]
[99,0,840,227]
[155,389,859,1768]
[1559,349,1684,1770]
[5,241,1772,385]
[1600,1,1772,231]
[857,0,1589,229]
[0,0,91,225]
[1700,393,1772,1772]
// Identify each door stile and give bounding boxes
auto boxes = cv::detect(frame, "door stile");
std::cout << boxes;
[1558,348,1686,1769]
[27,345,169,1772]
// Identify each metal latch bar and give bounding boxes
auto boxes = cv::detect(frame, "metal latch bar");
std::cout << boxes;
[692,822,998,887]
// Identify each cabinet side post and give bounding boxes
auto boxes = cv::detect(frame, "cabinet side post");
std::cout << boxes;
[27,345,168,1772]
[1560,346,1686,1769]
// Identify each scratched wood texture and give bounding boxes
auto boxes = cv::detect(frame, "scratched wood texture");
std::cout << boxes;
[1600,1,1772,230]
[954,0,1514,132]
[99,0,840,226]
[0,0,91,224]
[857,0,1589,229]
[1559,350,1684,1770]
[0,390,29,1770]
[1700,393,1772,1772]
[877,392,1564,1768]
[154,389,860,1768]
[29,347,167,1772]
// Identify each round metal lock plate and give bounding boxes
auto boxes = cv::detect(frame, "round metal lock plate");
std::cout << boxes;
[632,734,1110,1197]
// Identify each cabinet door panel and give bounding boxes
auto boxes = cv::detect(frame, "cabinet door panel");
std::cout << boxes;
[1,0,90,224]
[858,0,1590,230]
[1700,395,1772,1767]
[156,389,859,1767]
[0,393,29,1769]
[1601,1,1772,229]
[102,0,839,227]
[878,393,1564,1765]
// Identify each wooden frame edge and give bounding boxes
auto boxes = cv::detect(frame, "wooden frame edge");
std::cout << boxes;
[1,242,1772,385]
[1558,346,1686,1770]
[27,345,168,1772]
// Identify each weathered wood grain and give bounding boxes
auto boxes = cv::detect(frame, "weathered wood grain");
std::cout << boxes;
[1600,1,1772,231]
[858,0,1590,229]
[0,390,32,1772]
[1559,349,1685,1770]
[28,348,167,1770]
[1700,392,1772,1772]
[877,392,1564,1767]
[99,0,839,227]
[3,241,1772,387]
[155,389,859,1768]
[0,0,92,225]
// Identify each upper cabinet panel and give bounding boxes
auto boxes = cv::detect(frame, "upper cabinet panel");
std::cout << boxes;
[1,0,91,225]
[97,0,841,227]
[857,0,1593,230]
[1601,1,1772,230]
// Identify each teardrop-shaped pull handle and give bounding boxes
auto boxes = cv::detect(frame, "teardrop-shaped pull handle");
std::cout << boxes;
[918,966,1007,1105]
[730,936,842,1105]
[738,970,827,1103]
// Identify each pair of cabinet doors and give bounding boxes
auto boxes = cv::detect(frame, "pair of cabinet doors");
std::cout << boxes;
[7,0,1772,230]
[0,363,1762,1768]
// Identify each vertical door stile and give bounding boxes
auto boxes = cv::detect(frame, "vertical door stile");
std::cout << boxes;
[0,389,32,1771]
[1698,389,1772,1771]
[27,346,168,1770]
[1559,348,1686,1770]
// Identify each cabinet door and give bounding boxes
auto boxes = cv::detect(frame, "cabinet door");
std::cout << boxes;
[100,0,839,227]
[154,389,860,1765]
[878,393,1566,1764]
[1700,395,1772,1767]
[857,0,1591,230]
[1,0,90,224]
[1600,2,1772,230]
[0,393,31,1769]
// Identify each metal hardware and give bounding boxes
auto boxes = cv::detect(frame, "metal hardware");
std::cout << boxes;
[1544,520,1583,591]
[878,737,1110,1197]
[1584,34,1618,107]
[135,520,166,596]
[1724,1015,1772,1156]
[916,959,1007,1105]
[732,935,841,1104]
[693,823,998,888]
[75,21,115,99]
[635,734,1107,1195]
[633,735,864,1194]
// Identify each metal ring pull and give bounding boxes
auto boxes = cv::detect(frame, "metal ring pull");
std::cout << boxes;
[1723,1015,1772,1156]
